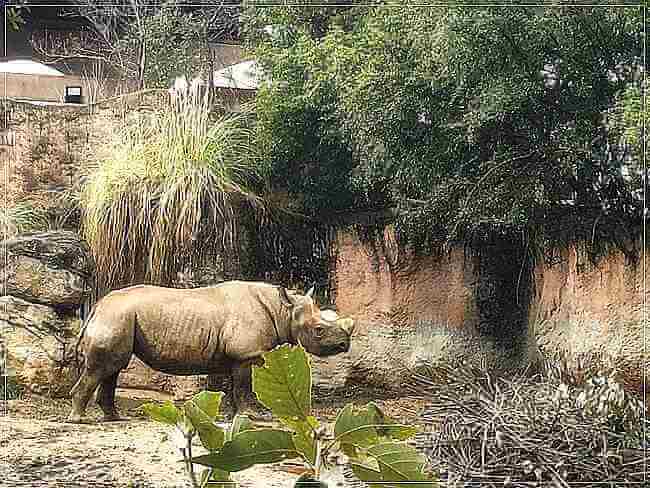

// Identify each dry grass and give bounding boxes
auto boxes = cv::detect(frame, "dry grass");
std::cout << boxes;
[0,200,50,238]
[411,359,648,486]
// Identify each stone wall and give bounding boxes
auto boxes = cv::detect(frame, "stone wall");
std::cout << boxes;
[2,92,167,211]
[1,89,249,212]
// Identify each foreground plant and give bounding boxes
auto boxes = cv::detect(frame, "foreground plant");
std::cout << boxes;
[143,344,437,487]
[141,391,230,487]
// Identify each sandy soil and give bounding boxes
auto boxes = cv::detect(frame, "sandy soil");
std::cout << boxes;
[1,389,426,488]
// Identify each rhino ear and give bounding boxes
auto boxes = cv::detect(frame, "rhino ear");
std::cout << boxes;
[279,287,298,306]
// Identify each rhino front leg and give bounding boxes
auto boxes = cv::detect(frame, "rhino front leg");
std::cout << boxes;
[232,359,270,421]
[96,372,122,421]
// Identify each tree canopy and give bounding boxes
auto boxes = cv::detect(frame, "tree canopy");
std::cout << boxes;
[245,2,645,255]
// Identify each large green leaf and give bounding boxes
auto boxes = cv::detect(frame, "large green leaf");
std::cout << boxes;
[226,414,254,442]
[184,401,225,451]
[192,429,301,472]
[334,402,417,456]
[283,415,319,466]
[365,403,418,441]
[189,391,224,420]
[252,345,318,465]
[141,401,181,426]
[367,442,435,488]
[252,344,312,420]
[350,462,385,488]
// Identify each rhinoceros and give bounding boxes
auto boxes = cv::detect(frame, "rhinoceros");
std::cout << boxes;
[68,280,354,423]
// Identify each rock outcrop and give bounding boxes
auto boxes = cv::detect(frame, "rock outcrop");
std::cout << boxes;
[1,231,94,310]
[1,231,94,397]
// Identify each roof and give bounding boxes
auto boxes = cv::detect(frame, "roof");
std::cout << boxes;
[0,59,65,77]
[212,60,260,90]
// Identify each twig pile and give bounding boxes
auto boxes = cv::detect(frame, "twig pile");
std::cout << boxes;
[409,362,649,487]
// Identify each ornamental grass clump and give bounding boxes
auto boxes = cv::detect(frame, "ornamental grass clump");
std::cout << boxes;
[81,77,267,294]
[0,200,50,238]
[411,360,648,486]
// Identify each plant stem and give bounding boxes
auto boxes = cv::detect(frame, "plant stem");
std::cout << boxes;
[314,436,323,480]
[185,435,200,488]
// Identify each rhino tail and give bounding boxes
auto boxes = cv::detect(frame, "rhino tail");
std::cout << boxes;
[72,304,97,374]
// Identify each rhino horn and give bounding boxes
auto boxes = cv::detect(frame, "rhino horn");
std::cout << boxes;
[306,286,315,298]
[338,318,355,335]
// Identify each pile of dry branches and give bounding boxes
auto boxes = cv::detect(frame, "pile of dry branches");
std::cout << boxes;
[410,362,648,487]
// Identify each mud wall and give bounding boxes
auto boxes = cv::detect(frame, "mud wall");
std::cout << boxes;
[310,228,538,394]
[530,242,647,393]
[314,229,647,397]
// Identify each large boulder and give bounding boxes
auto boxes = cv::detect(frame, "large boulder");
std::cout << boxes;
[0,296,81,397]
[0,231,94,310]
[0,231,94,397]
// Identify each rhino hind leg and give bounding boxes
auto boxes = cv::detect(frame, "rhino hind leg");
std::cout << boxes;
[68,368,102,423]
[68,345,131,423]
[96,372,122,421]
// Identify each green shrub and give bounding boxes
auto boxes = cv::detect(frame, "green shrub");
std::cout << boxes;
[143,344,438,487]
[81,78,267,293]
[0,201,50,237]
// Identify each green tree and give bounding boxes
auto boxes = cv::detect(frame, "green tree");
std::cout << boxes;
[118,2,210,88]
[69,0,238,88]
[3,0,30,31]
[248,3,644,252]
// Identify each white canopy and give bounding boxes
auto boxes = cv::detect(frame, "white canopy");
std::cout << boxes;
[212,60,260,90]
[0,59,65,77]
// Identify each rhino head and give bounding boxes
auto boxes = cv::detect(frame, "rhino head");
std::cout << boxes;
[280,286,355,356]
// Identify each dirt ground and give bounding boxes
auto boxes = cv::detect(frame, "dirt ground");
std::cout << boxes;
[1,388,427,488]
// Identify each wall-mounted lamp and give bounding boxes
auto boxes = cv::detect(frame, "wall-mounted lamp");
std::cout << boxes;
[64,86,83,104]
